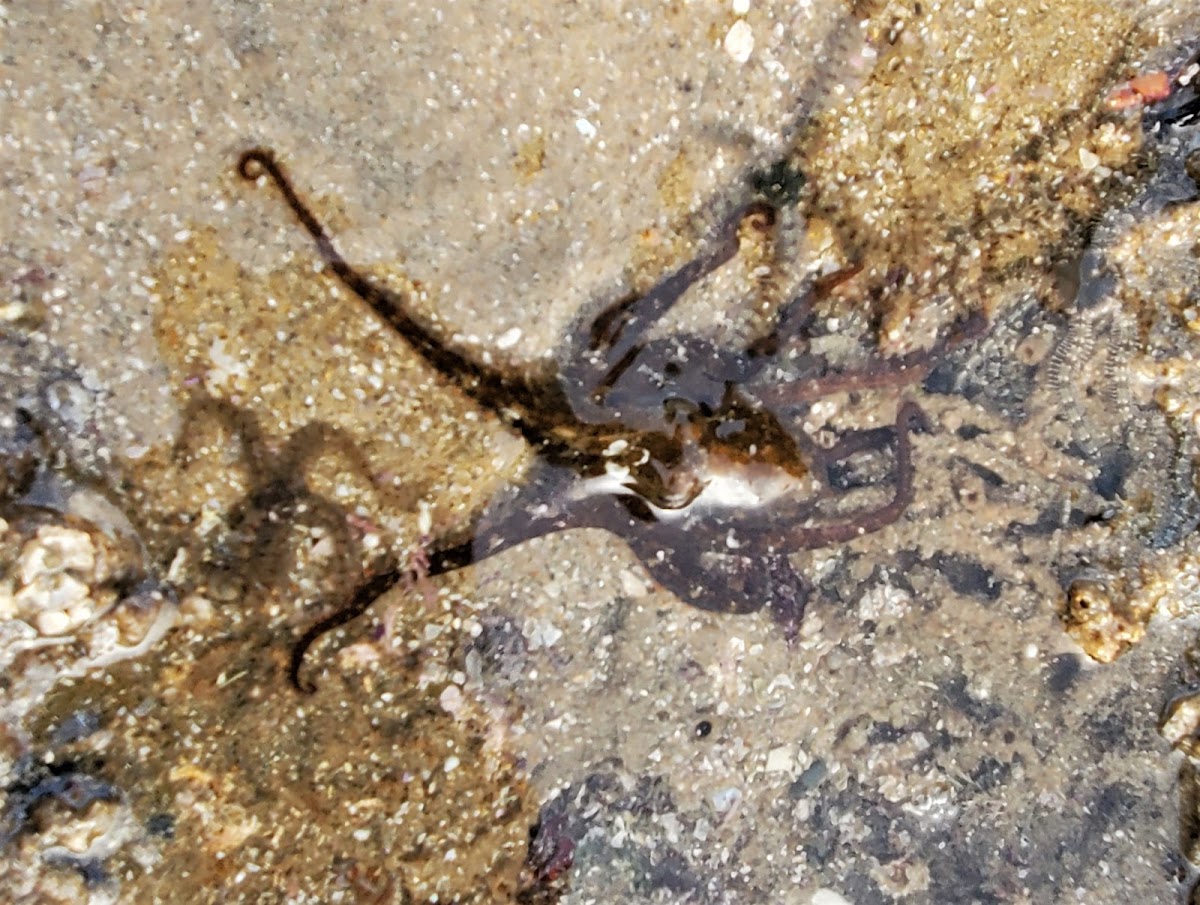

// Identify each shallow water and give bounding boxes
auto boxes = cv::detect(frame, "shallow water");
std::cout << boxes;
[5,2,1200,903]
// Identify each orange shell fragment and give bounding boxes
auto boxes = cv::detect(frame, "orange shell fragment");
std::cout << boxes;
[1105,70,1172,110]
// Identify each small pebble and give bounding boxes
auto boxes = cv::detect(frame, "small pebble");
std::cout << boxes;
[724,20,753,64]
[35,609,73,636]
[495,326,522,350]
[18,526,96,585]
[439,684,464,716]
[0,582,16,620]
[765,745,796,773]
[812,890,854,905]
[17,572,90,613]
[711,786,741,813]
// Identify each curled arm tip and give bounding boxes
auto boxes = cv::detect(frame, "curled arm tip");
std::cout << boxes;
[237,147,276,182]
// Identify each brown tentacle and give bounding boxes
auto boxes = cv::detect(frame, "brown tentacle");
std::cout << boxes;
[286,489,629,691]
[238,148,559,447]
[754,309,988,407]
[743,263,863,361]
[563,202,776,422]
[288,564,405,693]
[772,400,928,548]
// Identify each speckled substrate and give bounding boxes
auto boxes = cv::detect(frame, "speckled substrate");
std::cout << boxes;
[5,1,1200,903]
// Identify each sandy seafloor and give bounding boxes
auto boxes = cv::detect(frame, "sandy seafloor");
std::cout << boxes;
[7,1,1200,902]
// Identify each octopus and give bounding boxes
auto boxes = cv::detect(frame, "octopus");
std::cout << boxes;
[236,148,986,691]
